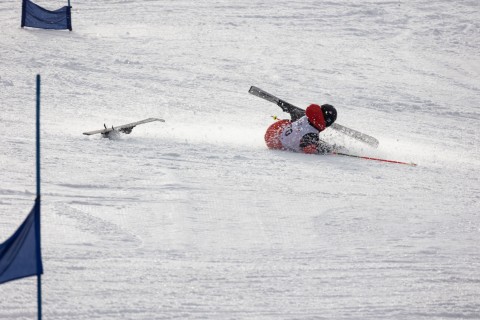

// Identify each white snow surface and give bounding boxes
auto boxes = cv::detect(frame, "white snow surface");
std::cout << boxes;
[1,0,480,319]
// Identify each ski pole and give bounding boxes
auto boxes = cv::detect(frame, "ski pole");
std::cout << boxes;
[333,152,417,166]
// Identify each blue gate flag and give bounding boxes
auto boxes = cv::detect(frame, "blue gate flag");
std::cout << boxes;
[21,0,72,31]
[0,198,43,285]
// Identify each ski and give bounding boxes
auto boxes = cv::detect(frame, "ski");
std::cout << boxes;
[83,118,165,138]
[249,86,304,115]
[249,86,379,148]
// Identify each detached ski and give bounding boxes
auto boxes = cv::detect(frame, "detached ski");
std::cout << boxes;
[83,118,165,138]
[249,86,379,148]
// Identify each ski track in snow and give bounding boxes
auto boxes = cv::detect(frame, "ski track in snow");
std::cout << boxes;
[1,0,480,319]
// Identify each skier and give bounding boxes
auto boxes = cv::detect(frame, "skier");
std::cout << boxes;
[264,103,338,154]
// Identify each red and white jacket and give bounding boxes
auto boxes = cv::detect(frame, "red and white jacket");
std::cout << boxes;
[278,116,320,153]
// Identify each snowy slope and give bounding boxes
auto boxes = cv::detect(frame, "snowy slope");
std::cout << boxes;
[1,0,479,319]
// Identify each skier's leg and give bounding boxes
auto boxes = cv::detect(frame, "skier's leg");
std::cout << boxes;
[289,108,306,121]
[277,100,306,121]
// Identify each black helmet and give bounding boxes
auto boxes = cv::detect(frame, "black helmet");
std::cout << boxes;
[321,104,337,127]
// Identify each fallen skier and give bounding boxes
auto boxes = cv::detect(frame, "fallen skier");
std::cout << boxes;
[265,103,339,154]
[249,86,380,151]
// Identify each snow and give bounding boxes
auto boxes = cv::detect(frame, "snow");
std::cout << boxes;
[1,0,480,319]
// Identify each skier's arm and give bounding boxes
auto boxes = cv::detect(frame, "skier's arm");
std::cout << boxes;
[300,133,320,154]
